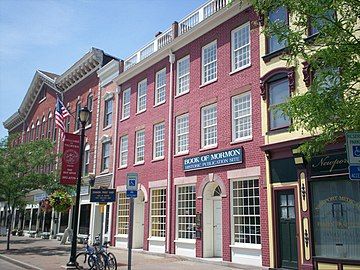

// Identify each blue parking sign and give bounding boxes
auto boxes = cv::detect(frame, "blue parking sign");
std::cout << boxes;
[126,173,138,191]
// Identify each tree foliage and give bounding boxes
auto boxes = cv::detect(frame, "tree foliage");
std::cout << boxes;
[250,0,360,156]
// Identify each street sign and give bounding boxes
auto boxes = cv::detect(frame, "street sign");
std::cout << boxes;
[90,188,116,203]
[345,132,360,164]
[349,165,360,180]
[126,190,138,198]
[126,173,138,191]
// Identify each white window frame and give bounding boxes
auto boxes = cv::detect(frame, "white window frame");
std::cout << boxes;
[117,192,129,235]
[137,79,147,113]
[232,92,252,142]
[175,113,189,155]
[83,144,90,176]
[104,98,113,128]
[201,40,217,84]
[155,68,166,106]
[135,129,145,164]
[101,141,110,171]
[230,178,261,248]
[121,88,131,120]
[149,188,166,239]
[231,22,251,72]
[119,135,128,168]
[201,103,217,148]
[176,55,190,96]
[176,185,196,240]
[153,122,165,159]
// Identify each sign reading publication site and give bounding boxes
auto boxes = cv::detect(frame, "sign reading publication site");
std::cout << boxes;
[183,148,243,172]
[60,132,81,185]
[346,131,360,180]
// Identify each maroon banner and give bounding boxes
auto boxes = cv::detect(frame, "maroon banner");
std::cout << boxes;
[60,132,81,185]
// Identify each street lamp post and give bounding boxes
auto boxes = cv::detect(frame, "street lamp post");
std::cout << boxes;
[67,106,90,268]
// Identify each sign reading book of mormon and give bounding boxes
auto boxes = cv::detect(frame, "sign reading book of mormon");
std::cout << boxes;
[183,148,243,172]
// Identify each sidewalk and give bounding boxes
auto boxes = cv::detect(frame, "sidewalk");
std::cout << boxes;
[0,236,262,270]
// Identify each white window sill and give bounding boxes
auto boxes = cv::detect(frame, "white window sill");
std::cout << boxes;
[174,150,189,157]
[118,165,127,170]
[175,90,189,99]
[134,161,145,166]
[199,144,217,152]
[153,101,166,108]
[136,109,146,115]
[103,125,112,131]
[152,157,164,162]
[230,243,261,250]
[115,234,128,238]
[85,124,92,130]
[174,239,196,244]
[39,97,47,104]
[147,237,165,242]
[200,78,217,88]
[229,63,252,76]
[74,129,80,134]
[120,116,130,122]
[230,136,253,145]
[100,169,109,175]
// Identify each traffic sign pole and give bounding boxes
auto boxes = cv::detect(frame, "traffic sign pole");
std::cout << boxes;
[127,198,134,270]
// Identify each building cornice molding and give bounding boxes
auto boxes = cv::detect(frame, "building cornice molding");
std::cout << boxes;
[97,59,120,87]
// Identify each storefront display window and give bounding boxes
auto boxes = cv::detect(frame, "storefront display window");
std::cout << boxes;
[311,179,360,259]
[79,204,91,235]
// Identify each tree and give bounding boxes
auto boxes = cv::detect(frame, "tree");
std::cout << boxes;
[0,134,58,250]
[250,0,360,156]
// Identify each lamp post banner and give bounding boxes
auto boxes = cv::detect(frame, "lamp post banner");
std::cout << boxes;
[60,132,81,185]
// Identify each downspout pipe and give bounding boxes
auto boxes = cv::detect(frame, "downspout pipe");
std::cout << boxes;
[166,52,175,253]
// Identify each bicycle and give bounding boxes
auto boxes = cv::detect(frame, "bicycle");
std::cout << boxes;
[93,236,117,270]
[75,236,105,270]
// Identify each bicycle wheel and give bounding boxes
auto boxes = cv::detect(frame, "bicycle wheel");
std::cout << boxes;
[88,254,104,270]
[106,252,117,270]
[75,252,90,269]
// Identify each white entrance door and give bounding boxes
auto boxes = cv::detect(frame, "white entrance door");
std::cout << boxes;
[133,199,144,248]
[213,199,222,257]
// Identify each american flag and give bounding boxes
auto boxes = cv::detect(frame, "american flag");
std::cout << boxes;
[55,97,70,139]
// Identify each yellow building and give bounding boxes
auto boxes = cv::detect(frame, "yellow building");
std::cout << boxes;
[259,6,360,270]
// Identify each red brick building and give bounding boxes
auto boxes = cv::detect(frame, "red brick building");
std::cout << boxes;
[112,2,269,267]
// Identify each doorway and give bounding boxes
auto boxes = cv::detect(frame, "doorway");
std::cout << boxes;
[203,183,222,258]
[133,191,145,249]
[276,189,298,269]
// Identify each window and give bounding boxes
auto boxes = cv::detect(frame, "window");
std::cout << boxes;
[232,179,260,245]
[150,188,166,238]
[232,92,252,141]
[83,144,90,176]
[269,77,290,130]
[201,104,217,148]
[153,122,165,159]
[65,107,71,132]
[117,192,129,235]
[176,55,190,96]
[137,79,147,113]
[47,112,53,139]
[36,120,40,139]
[155,68,166,105]
[232,23,251,71]
[75,102,81,130]
[310,179,360,260]
[267,6,288,54]
[119,135,128,168]
[41,116,46,138]
[87,94,93,126]
[135,129,145,163]
[39,88,46,101]
[177,185,196,239]
[104,98,113,128]
[308,10,335,36]
[175,113,189,154]
[101,141,110,171]
[122,88,131,119]
[202,41,217,84]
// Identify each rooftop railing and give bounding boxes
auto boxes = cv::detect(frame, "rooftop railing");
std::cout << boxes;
[124,0,229,71]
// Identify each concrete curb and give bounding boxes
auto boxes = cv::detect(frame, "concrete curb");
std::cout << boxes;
[110,248,267,270]
[0,254,43,270]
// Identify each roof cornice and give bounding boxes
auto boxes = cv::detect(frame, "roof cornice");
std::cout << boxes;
[55,48,104,91]
[97,59,120,87]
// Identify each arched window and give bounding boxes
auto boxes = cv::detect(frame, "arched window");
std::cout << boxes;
[31,123,35,141]
[52,109,57,141]
[41,116,46,138]
[36,120,40,139]
[87,94,93,126]
[47,112,53,138]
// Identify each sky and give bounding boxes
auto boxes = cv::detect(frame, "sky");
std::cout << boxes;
[0,0,205,138]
